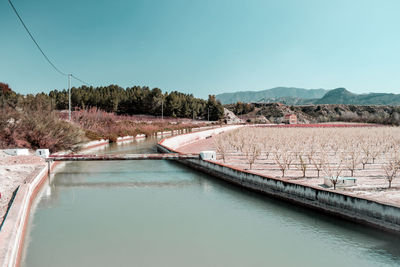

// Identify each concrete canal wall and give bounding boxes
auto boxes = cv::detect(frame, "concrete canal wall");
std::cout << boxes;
[158,126,400,233]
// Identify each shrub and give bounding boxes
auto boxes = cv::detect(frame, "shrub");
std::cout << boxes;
[85,130,102,140]
[70,108,207,139]
[0,106,82,152]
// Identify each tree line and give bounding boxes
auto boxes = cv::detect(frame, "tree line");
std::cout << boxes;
[1,83,224,120]
[50,85,224,120]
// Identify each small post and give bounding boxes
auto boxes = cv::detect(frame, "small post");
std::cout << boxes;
[161,98,163,121]
[68,74,72,121]
[47,160,51,178]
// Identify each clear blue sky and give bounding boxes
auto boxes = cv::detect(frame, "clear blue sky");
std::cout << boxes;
[1,0,400,98]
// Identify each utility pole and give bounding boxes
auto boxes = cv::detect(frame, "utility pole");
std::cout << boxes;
[161,98,164,120]
[208,108,210,121]
[68,74,71,121]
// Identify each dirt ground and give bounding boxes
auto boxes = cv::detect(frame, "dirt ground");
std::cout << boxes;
[0,151,45,224]
[177,136,400,207]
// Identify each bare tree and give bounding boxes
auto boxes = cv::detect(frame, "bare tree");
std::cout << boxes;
[323,160,344,190]
[307,145,316,164]
[285,152,295,170]
[262,140,271,160]
[382,153,399,188]
[274,151,287,177]
[312,151,326,178]
[360,143,371,170]
[243,142,261,170]
[343,150,360,177]
[295,154,308,178]
[213,136,229,163]
[370,146,381,164]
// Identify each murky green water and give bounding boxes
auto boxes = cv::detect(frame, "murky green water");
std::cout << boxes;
[22,138,400,267]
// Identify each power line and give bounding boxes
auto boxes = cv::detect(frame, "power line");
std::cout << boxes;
[8,0,93,87]
[8,0,67,77]
[71,74,92,87]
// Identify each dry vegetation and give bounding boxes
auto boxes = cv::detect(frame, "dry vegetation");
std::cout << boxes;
[0,106,83,152]
[214,127,400,192]
[0,104,209,152]
[71,108,209,142]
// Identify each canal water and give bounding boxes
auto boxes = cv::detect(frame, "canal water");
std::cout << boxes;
[22,138,400,267]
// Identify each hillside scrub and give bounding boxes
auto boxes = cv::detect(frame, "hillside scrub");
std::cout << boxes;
[0,106,82,152]
[71,108,209,141]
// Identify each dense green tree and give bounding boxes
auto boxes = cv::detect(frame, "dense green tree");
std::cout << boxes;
[45,85,224,120]
[0,83,19,108]
[233,102,254,115]
[206,95,224,121]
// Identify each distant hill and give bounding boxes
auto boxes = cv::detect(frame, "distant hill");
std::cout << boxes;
[218,87,400,106]
[216,87,329,104]
[315,88,400,105]
[315,88,356,104]
[257,96,318,105]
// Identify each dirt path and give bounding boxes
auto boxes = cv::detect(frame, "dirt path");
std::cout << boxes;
[175,138,215,154]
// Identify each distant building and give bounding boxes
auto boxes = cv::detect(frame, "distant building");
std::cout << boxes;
[284,114,297,124]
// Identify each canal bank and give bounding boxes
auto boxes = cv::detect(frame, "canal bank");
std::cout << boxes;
[157,126,400,233]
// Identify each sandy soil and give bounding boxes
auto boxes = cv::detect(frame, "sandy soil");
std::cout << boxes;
[0,151,45,224]
[177,136,400,207]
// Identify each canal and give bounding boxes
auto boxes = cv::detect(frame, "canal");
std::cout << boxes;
[22,138,400,266]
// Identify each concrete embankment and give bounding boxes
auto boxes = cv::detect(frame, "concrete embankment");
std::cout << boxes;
[0,165,50,267]
[157,126,400,233]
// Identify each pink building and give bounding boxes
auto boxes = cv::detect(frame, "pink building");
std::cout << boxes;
[284,114,297,124]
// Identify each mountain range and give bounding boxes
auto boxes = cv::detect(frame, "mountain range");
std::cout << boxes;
[216,87,400,106]
[216,87,328,104]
